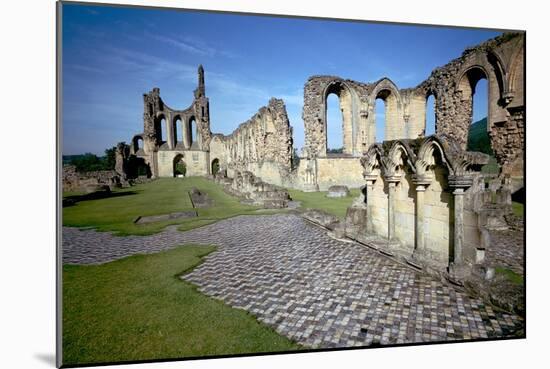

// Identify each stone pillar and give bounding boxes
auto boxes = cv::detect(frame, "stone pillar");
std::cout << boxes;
[452,187,465,265]
[167,115,175,150]
[412,176,431,255]
[385,176,400,240]
[449,175,473,269]
[364,175,376,234]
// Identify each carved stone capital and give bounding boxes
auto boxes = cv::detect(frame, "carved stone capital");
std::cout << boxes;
[448,175,473,191]
[384,175,401,184]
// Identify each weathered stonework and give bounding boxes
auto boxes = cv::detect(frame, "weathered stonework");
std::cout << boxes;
[210,98,293,187]
[300,32,524,186]
[214,170,291,209]
[132,65,212,178]
[62,165,122,193]
[342,135,518,283]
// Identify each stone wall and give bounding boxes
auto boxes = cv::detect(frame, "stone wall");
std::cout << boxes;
[134,65,211,178]
[301,32,524,180]
[121,32,524,192]
[415,33,525,177]
[302,76,370,157]
[62,165,121,192]
[345,136,492,280]
[212,98,293,187]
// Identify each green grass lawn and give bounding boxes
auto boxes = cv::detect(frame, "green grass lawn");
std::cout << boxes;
[512,201,524,218]
[63,245,300,366]
[495,266,524,285]
[288,188,361,219]
[63,177,261,236]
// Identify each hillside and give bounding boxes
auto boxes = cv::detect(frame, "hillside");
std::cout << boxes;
[467,117,493,155]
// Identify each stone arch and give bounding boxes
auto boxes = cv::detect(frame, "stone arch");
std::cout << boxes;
[131,134,144,155]
[370,78,403,142]
[187,116,197,149]
[173,153,186,177]
[486,49,507,102]
[415,136,454,179]
[386,141,417,250]
[507,47,524,103]
[425,89,437,136]
[386,141,416,179]
[456,66,493,153]
[154,113,168,148]
[211,158,220,176]
[322,80,356,156]
[361,144,388,238]
[415,136,453,264]
[361,144,385,176]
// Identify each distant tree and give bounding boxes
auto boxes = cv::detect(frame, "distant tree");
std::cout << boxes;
[70,153,105,172]
[103,146,117,170]
[327,147,344,154]
[174,162,187,176]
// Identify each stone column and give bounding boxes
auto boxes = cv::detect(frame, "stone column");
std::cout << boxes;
[452,187,465,265]
[449,175,473,267]
[182,119,189,149]
[412,176,431,255]
[385,176,400,240]
[364,175,377,234]
[167,115,175,150]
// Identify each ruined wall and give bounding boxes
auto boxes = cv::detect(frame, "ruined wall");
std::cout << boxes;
[302,76,371,157]
[213,98,293,186]
[136,65,211,178]
[157,150,209,177]
[415,33,525,177]
[62,165,121,192]
[349,136,491,277]
[300,32,524,183]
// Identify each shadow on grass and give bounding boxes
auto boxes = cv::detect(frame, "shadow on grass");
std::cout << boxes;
[63,191,138,207]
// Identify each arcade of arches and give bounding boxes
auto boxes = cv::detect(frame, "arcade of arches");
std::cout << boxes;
[113,33,524,283]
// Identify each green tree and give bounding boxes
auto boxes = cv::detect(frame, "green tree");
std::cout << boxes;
[103,146,117,171]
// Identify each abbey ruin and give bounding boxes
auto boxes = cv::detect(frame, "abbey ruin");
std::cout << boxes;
[115,32,524,283]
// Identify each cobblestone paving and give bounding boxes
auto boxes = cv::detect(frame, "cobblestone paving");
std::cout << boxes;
[63,214,524,348]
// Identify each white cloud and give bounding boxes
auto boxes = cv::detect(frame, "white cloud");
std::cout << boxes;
[148,33,239,59]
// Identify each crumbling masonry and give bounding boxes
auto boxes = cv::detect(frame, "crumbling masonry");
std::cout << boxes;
[118,32,524,283]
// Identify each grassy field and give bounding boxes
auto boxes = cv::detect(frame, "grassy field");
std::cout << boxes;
[288,188,361,219]
[63,177,262,236]
[62,245,300,366]
[63,177,363,235]
[512,201,524,218]
[495,266,524,285]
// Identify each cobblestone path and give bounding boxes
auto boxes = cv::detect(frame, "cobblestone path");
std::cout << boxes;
[63,214,524,348]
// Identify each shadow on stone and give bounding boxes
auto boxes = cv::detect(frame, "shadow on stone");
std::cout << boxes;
[63,190,138,207]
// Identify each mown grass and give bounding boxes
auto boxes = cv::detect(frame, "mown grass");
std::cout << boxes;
[63,177,261,236]
[495,266,524,285]
[62,245,300,366]
[288,188,361,219]
[512,201,524,218]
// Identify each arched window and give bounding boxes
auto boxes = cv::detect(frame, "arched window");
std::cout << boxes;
[375,96,386,143]
[174,117,183,146]
[461,69,491,154]
[157,116,167,146]
[324,82,353,156]
[132,136,144,153]
[425,94,436,136]
[373,85,400,142]
[326,93,344,154]
[173,154,186,177]
[211,158,220,176]
[188,117,196,148]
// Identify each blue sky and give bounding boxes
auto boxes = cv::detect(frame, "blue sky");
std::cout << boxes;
[62,3,500,155]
